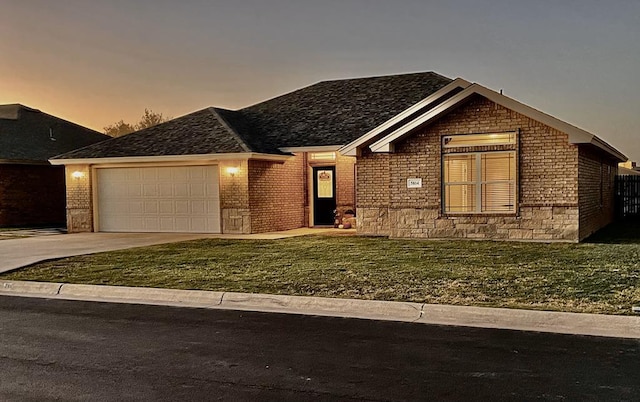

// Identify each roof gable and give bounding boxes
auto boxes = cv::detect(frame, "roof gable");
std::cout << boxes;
[339,78,471,156]
[360,83,626,162]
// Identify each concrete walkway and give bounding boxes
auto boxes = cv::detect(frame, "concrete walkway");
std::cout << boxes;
[1,280,638,339]
[0,228,348,273]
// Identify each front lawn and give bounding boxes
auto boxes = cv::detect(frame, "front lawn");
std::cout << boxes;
[3,223,640,315]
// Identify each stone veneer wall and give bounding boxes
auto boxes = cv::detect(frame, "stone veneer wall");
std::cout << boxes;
[357,95,583,241]
[248,155,306,233]
[65,164,93,232]
[0,164,66,227]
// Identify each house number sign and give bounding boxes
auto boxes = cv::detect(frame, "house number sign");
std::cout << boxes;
[407,178,422,188]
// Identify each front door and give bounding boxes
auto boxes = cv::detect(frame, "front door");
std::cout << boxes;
[312,166,336,226]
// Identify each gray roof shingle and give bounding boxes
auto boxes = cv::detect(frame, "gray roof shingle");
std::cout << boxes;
[0,104,110,162]
[241,71,452,149]
[54,71,452,159]
[56,108,253,159]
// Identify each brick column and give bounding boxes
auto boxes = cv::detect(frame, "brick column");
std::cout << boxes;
[65,165,93,232]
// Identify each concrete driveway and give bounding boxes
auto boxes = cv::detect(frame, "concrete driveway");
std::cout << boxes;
[0,233,218,274]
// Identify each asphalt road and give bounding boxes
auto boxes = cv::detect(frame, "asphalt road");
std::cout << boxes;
[0,296,638,401]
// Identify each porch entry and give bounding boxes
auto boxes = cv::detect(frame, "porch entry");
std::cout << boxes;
[312,166,336,226]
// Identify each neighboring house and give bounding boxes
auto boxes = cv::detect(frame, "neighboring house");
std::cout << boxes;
[619,161,640,176]
[51,72,626,241]
[0,104,110,227]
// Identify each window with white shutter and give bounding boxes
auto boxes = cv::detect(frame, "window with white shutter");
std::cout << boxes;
[442,133,517,214]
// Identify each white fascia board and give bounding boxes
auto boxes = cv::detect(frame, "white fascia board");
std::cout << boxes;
[49,152,291,166]
[369,84,480,152]
[278,145,343,154]
[339,78,472,156]
[590,136,627,162]
[369,83,627,162]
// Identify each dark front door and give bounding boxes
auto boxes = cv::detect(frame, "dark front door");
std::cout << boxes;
[313,166,336,226]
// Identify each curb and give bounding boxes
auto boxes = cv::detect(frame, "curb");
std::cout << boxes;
[417,304,640,339]
[220,292,423,321]
[1,280,639,339]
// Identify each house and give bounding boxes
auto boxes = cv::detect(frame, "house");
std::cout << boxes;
[51,72,451,234]
[51,72,626,241]
[0,104,110,227]
[619,161,640,176]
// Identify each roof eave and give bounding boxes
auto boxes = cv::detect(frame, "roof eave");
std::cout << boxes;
[279,145,343,153]
[49,152,292,165]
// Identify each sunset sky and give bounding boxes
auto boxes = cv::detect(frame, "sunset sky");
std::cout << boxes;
[2,0,640,160]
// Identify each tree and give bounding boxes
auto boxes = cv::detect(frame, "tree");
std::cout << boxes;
[103,120,135,137]
[135,108,169,130]
[103,109,170,137]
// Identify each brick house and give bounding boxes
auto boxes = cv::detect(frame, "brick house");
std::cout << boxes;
[341,79,626,241]
[51,72,451,234]
[0,104,109,227]
[51,73,625,240]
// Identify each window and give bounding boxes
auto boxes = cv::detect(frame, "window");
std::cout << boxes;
[444,151,516,213]
[443,132,516,148]
[310,152,336,161]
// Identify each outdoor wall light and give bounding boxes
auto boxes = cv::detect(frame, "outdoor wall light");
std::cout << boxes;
[226,166,239,176]
[71,171,86,179]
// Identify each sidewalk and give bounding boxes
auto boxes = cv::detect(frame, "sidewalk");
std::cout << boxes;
[1,280,638,339]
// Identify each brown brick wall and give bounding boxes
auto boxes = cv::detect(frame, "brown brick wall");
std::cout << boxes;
[357,150,390,208]
[578,146,617,240]
[356,95,583,241]
[248,155,306,233]
[0,164,66,227]
[334,153,356,217]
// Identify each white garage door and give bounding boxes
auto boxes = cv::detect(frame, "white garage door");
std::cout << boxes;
[97,166,221,233]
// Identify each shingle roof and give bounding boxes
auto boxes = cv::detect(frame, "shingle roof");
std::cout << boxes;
[56,108,252,159]
[54,71,452,159]
[241,71,452,149]
[0,104,110,162]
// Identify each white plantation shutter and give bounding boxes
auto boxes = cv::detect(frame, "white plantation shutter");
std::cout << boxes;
[444,155,476,212]
[481,153,515,212]
[444,151,516,213]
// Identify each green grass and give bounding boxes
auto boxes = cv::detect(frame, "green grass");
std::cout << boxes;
[2,221,640,315]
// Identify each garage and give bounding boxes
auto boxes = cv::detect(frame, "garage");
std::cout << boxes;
[96,165,221,233]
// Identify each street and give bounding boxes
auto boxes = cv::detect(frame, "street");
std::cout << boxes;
[0,296,638,401]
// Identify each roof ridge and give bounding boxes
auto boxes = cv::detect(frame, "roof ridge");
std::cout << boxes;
[208,107,252,152]
[317,70,444,84]
[241,71,449,111]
